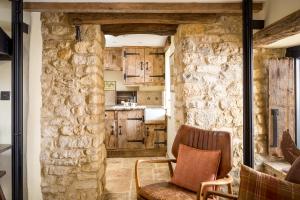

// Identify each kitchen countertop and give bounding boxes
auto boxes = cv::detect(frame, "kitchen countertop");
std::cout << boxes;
[105,105,147,111]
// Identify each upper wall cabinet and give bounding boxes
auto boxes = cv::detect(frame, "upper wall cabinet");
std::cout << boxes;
[104,47,122,71]
[123,47,165,85]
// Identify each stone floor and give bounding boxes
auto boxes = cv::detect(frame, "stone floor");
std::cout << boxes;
[103,157,171,200]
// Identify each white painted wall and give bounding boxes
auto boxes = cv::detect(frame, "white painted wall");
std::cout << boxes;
[26,12,43,200]
[265,0,300,26]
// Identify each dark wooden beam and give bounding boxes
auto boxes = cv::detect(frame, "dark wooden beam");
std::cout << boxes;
[101,24,178,36]
[254,9,300,47]
[252,20,264,30]
[23,2,263,13]
[69,13,219,25]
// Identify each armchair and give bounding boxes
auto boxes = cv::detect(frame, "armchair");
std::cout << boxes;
[135,125,233,200]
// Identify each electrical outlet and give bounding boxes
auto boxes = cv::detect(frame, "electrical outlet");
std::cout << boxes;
[0,91,10,100]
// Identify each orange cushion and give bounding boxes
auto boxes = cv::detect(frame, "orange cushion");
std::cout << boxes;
[171,144,221,193]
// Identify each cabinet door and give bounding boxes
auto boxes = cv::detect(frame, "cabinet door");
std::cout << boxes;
[104,48,122,71]
[145,124,166,149]
[144,48,165,85]
[105,111,118,149]
[123,47,145,84]
[117,110,145,149]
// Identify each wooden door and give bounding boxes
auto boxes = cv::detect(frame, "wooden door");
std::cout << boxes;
[104,48,122,71]
[123,47,145,84]
[268,58,295,157]
[105,111,118,149]
[145,124,166,149]
[144,48,165,85]
[117,110,145,149]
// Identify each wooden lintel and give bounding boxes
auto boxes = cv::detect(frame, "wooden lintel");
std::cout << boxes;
[101,24,178,36]
[254,9,300,47]
[69,13,219,25]
[23,2,263,13]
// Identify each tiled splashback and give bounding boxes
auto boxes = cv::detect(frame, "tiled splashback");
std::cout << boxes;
[137,91,162,106]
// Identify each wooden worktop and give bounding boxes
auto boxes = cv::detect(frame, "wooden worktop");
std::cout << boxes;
[0,144,11,154]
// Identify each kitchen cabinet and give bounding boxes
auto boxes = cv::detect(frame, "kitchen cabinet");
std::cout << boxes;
[118,110,145,149]
[145,124,167,149]
[123,47,145,84]
[123,47,165,85]
[144,48,165,85]
[104,47,122,71]
[105,111,118,149]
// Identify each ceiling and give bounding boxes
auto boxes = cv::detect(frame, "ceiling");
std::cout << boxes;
[105,34,168,47]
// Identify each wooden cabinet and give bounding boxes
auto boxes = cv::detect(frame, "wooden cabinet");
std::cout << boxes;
[144,48,165,85]
[123,47,165,85]
[104,47,122,71]
[145,124,167,149]
[118,110,145,149]
[105,111,118,149]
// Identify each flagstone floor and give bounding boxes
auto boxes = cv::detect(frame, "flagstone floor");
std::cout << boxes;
[103,157,171,200]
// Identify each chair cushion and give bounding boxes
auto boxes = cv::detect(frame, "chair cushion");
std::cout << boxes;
[239,165,300,200]
[138,182,197,200]
[286,156,300,184]
[171,144,221,193]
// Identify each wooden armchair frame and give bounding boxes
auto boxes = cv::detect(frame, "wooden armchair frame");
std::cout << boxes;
[135,159,234,200]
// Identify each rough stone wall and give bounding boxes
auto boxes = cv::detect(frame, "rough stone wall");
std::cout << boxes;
[253,48,285,167]
[40,13,106,200]
[174,16,243,187]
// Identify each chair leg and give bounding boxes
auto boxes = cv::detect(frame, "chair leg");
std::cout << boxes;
[0,184,6,200]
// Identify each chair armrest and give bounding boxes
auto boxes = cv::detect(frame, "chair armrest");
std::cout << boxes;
[135,158,176,190]
[197,175,234,200]
[204,191,238,200]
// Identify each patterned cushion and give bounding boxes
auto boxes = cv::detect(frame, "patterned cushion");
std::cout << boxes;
[138,182,197,200]
[239,165,300,200]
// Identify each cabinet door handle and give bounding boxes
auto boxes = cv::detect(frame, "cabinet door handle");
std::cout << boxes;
[145,62,149,70]
[140,62,143,70]
[127,138,145,144]
[118,126,122,135]
[111,126,114,135]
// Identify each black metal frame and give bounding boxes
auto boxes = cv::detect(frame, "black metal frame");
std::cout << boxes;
[242,0,254,167]
[12,0,23,199]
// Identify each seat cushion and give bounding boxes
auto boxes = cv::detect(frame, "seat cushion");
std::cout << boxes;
[239,165,300,200]
[138,182,197,200]
[171,144,221,193]
[286,156,300,184]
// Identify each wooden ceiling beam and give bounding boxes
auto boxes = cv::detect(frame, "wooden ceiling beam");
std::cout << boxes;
[23,2,263,13]
[254,9,300,47]
[101,24,178,36]
[69,13,219,25]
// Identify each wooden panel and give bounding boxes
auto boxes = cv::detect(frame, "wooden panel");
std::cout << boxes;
[268,58,295,157]
[24,2,263,13]
[145,124,167,149]
[102,24,178,36]
[254,9,300,47]
[104,48,122,71]
[144,48,165,85]
[123,47,145,85]
[117,110,145,149]
[69,13,218,25]
[105,111,118,149]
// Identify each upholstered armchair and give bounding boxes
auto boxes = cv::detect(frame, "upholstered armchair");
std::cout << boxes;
[135,125,233,200]
[204,165,300,200]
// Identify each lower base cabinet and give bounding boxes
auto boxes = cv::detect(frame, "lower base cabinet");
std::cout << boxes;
[104,110,167,156]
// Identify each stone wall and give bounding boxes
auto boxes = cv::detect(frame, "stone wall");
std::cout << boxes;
[253,48,285,167]
[40,13,106,200]
[173,15,286,189]
[173,16,243,187]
